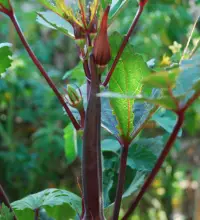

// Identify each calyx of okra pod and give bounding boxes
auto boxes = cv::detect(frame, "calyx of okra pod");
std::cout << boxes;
[57,1,111,63]
[65,85,83,110]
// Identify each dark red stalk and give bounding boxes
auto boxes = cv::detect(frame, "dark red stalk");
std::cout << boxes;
[82,54,103,219]
[112,144,129,220]
[7,12,80,130]
[122,112,185,220]
[0,184,17,220]
[181,91,200,112]
[83,60,91,100]
[102,5,145,87]
[79,109,85,128]
[34,208,39,220]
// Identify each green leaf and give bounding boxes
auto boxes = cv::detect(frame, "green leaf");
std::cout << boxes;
[0,43,12,75]
[127,142,157,171]
[174,53,200,97]
[37,11,74,38]
[0,0,11,9]
[101,139,121,153]
[109,32,150,139]
[14,209,34,220]
[135,95,177,110]
[64,123,78,165]
[11,188,82,214]
[103,170,115,207]
[0,204,14,220]
[101,97,119,138]
[133,89,160,133]
[143,69,179,89]
[45,203,76,220]
[132,136,164,158]
[122,171,145,198]
[63,62,85,84]
[127,136,164,171]
[109,0,128,21]
[152,109,182,137]
[37,0,62,15]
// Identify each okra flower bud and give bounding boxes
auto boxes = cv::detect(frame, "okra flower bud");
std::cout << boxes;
[66,85,83,110]
[93,6,111,67]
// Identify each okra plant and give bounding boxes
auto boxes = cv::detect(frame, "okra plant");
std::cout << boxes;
[0,0,200,219]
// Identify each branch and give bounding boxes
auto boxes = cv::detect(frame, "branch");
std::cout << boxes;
[7,12,80,130]
[0,184,17,220]
[181,91,200,112]
[102,5,145,87]
[34,208,39,220]
[112,144,129,220]
[81,55,103,219]
[122,112,185,219]
[83,60,91,100]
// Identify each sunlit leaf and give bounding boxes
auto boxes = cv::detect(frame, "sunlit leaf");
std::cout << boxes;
[0,43,12,75]
[109,32,150,139]
[37,0,62,15]
[0,203,14,220]
[0,0,11,9]
[143,69,179,89]
[11,188,82,214]
[37,11,74,38]
[64,123,78,165]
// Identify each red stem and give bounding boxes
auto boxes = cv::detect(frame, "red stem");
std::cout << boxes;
[34,208,39,220]
[112,144,129,220]
[102,5,145,87]
[7,12,80,130]
[82,55,103,219]
[83,60,91,100]
[122,112,185,219]
[79,109,85,128]
[0,184,17,220]
[181,91,200,112]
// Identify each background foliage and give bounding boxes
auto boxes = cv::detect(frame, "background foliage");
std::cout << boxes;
[0,0,200,219]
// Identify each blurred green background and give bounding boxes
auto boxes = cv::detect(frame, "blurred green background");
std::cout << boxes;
[0,0,200,219]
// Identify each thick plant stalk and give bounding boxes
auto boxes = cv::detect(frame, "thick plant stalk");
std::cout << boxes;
[82,55,103,219]
[122,112,185,219]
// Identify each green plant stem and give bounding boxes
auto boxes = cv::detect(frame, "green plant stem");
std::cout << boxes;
[103,5,145,87]
[82,55,103,219]
[112,144,129,220]
[0,184,17,220]
[7,12,80,130]
[122,112,185,220]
